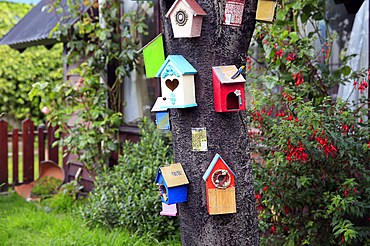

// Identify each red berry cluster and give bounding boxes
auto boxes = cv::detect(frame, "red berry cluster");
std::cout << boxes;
[322,42,332,59]
[311,130,337,157]
[291,72,304,86]
[275,48,283,59]
[246,56,252,70]
[357,79,368,94]
[284,140,308,164]
[286,52,296,61]
[283,92,295,102]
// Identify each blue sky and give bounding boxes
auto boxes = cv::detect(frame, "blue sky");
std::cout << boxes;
[1,0,40,4]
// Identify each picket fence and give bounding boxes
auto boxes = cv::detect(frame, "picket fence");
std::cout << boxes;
[0,118,58,192]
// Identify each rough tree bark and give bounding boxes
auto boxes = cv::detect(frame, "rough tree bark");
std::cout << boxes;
[158,0,259,245]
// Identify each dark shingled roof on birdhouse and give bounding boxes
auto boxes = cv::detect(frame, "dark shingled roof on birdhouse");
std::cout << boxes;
[165,0,207,18]
[0,0,90,52]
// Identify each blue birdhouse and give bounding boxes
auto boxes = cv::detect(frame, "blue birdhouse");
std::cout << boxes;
[155,163,189,205]
[151,97,170,131]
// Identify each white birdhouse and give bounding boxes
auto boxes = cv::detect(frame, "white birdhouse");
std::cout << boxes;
[165,0,207,38]
[155,55,197,109]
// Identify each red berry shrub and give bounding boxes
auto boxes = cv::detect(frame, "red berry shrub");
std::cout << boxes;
[247,0,370,245]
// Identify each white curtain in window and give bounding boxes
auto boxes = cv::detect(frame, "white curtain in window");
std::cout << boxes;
[338,0,369,109]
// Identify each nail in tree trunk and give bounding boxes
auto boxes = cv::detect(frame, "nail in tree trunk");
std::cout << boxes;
[158,0,259,245]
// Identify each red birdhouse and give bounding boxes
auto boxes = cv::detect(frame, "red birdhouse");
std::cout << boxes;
[212,65,246,112]
[202,153,237,215]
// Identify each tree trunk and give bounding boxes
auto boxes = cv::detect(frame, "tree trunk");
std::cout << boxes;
[159,0,259,245]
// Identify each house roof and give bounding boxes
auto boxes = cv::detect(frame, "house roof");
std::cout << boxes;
[212,65,246,84]
[0,0,89,51]
[155,163,189,188]
[155,55,197,78]
[165,0,207,18]
[202,153,237,181]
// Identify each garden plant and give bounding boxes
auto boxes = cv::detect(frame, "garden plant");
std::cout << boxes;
[81,118,178,239]
[30,0,150,174]
[247,0,370,245]
[0,1,63,125]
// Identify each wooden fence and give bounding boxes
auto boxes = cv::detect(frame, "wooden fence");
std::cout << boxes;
[0,118,59,192]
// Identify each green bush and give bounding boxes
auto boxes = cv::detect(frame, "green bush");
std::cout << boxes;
[81,118,178,238]
[0,2,63,124]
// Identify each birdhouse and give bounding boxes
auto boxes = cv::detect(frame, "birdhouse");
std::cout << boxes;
[212,65,246,112]
[160,203,179,216]
[165,0,207,38]
[151,98,170,131]
[155,163,189,205]
[256,0,277,23]
[203,153,237,215]
[155,55,197,109]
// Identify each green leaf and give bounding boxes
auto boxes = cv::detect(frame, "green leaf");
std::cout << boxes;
[289,32,299,41]
[341,66,351,76]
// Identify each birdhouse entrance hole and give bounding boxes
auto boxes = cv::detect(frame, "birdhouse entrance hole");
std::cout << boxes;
[165,79,179,91]
[227,92,239,110]
[160,185,168,201]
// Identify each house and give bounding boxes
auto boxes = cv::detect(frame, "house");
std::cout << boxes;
[0,0,163,191]
[155,163,189,205]
[155,55,197,108]
[165,0,207,38]
[203,153,237,215]
[212,65,246,112]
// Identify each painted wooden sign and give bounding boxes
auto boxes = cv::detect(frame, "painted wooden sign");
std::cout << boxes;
[212,65,246,112]
[138,33,165,78]
[165,0,207,38]
[155,55,197,109]
[155,163,189,205]
[223,0,245,27]
[203,153,237,215]
[256,0,277,23]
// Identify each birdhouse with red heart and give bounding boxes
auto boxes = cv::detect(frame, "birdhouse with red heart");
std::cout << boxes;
[165,0,207,38]
[203,153,237,215]
[212,65,246,112]
[155,55,197,109]
[155,163,189,205]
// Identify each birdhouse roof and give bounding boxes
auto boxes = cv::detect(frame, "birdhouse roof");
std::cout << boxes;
[212,65,246,84]
[151,97,168,112]
[202,153,237,181]
[155,55,197,78]
[165,0,207,18]
[155,163,189,188]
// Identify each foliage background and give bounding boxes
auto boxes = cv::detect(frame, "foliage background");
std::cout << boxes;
[0,1,63,126]
[247,0,370,245]
[80,119,179,239]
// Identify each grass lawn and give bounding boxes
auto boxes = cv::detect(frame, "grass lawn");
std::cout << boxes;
[0,193,181,246]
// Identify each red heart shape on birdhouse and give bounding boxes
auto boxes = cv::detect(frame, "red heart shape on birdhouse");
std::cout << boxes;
[165,79,179,92]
